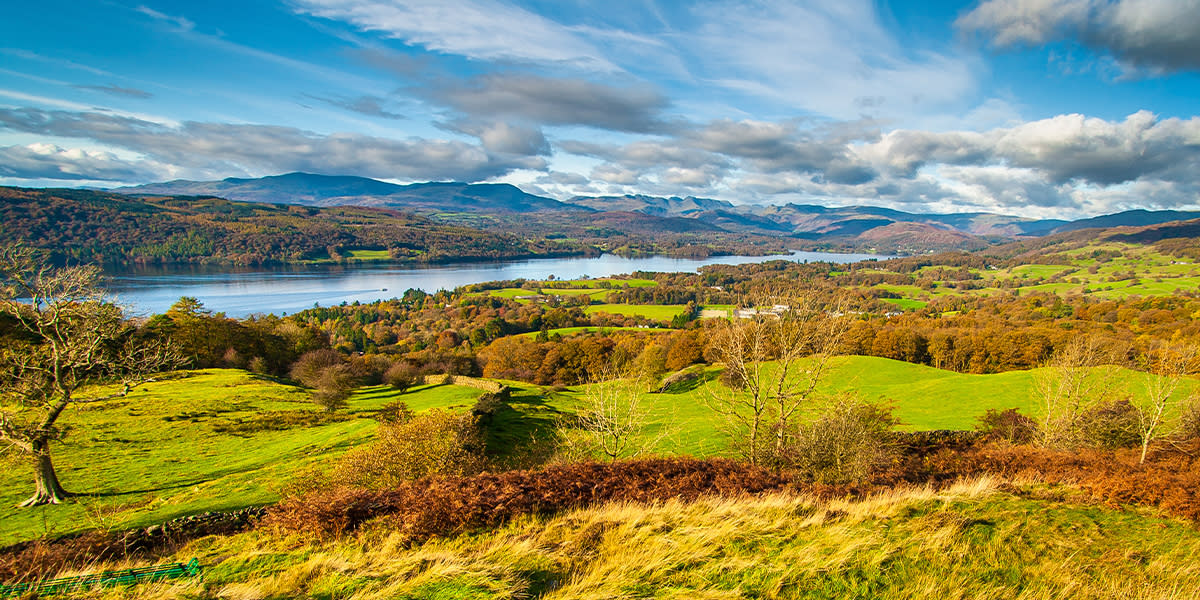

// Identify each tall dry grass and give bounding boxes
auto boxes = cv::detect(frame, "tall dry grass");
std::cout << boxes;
[62,477,1200,599]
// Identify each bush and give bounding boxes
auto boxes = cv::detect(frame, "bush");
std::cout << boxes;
[975,408,1039,444]
[248,356,269,374]
[312,363,356,412]
[781,399,898,484]
[1178,394,1200,441]
[351,353,394,385]
[330,410,487,490]
[1078,399,1140,450]
[471,389,509,426]
[384,361,420,392]
[290,349,345,387]
[373,400,415,424]
[267,458,798,538]
[718,366,747,390]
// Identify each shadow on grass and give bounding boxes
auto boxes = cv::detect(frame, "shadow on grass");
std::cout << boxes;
[485,389,564,468]
[655,367,720,394]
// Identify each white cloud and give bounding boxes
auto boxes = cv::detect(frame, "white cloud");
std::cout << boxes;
[958,0,1200,74]
[293,0,616,70]
[428,73,670,132]
[861,110,1200,185]
[0,143,170,181]
[0,107,531,182]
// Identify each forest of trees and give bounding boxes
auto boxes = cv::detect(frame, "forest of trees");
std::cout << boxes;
[103,273,1200,392]
[0,187,586,265]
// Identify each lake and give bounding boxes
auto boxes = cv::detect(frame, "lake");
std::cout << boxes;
[102,250,886,317]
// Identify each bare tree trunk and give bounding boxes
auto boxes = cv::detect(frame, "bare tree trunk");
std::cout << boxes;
[19,439,72,507]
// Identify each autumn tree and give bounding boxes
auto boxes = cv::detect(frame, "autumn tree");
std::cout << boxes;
[0,246,180,506]
[1034,336,1121,449]
[560,363,666,461]
[705,296,849,466]
[290,349,356,411]
[1133,342,1198,463]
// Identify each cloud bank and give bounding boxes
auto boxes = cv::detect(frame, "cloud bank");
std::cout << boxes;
[958,0,1200,74]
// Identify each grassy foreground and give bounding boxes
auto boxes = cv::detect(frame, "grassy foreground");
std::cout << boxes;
[61,478,1200,599]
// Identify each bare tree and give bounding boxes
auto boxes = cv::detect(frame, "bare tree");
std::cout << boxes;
[562,364,666,461]
[0,246,180,506]
[705,295,848,466]
[1034,336,1120,449]
[1133,342,1197,463]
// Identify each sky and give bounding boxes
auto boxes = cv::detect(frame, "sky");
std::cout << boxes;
[1,0,1199,219]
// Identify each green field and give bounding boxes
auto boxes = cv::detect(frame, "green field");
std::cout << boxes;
[544,288,612,300]
[553,278,658,288]
[0,371,481,546]
[345,249,392,260]
[516,326,673,338]
[584,303,689,320]
[557,356,1199,455]
[882,298,928,310]
[2,357,1195,545]
[851,243,1200,305]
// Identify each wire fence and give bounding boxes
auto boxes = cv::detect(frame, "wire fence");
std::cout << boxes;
[0,557,201,597]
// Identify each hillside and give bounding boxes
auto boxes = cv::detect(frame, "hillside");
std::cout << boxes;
[1046,209,1200,234]
[981,217,1200,264]
[121,172,584,214]
[0,186,584,265]
[116,175,795,259]
[568,194,1064,253]
[4,357,1193,546]
[67,480,1200,599]
[107,173,1200,255]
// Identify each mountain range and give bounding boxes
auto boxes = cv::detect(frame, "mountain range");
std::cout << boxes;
[120,172,1200,254]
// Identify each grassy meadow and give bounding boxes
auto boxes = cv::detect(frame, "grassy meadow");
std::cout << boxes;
[850,243,1200,310]
[0,371,480,546]
[4,357,1195,546]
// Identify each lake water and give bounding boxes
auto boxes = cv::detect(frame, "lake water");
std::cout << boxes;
[102,250,885,318]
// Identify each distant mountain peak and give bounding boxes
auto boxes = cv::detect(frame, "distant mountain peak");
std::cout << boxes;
[119,173,580,214]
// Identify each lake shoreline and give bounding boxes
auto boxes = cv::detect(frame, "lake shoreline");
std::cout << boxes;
[102,250,890,318]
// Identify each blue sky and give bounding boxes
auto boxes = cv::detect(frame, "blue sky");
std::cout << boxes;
[1,0,1198,218]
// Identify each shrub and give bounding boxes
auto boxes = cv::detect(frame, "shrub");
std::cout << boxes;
[975,408,1039,444]
[471,389,509,426]
[290,349,345,387]
[351,353,394,385]
[718,366,747,390]
[247,356,269,374]
[267,458,798,538]
[781,399,898,484]
[384,361,420,392]
[312,363,356,412]
[373,400,415,424]
[1178,394,1200,441]
[1078,398,1140,450]
[330,410,487,490]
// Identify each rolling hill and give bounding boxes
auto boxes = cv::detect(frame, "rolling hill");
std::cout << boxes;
[121,172,586,214]
[109,172,1200,255]
[0,186,584,265]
